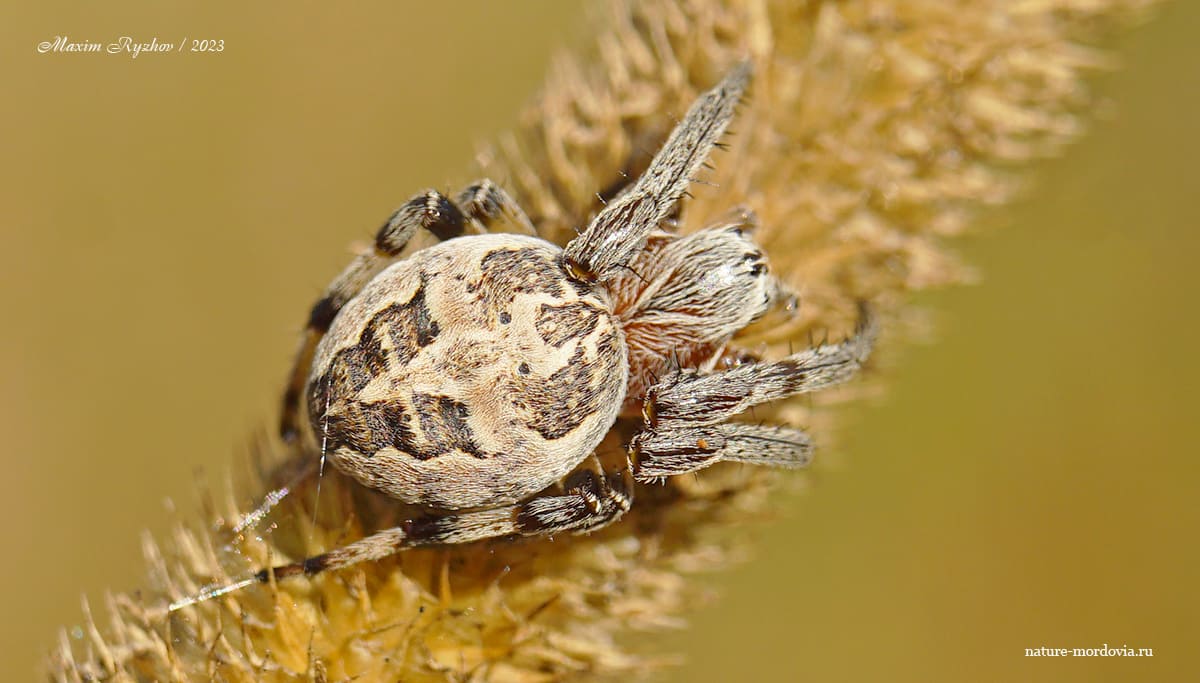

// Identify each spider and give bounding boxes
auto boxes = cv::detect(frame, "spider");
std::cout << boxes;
[170,62,874,609]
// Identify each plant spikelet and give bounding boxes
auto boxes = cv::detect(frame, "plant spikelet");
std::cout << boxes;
[48,0,1159,680]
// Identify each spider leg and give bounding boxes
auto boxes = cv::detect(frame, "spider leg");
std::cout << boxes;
[562,62,751,282]
[250,462,632,584]
[634,423,813,480]
[455,178,538,235]
[611,211,782,412]
[278,179,528,440]
[648,308,876,429]
[232,458,319,534]
[632,308,876,481]
[168,460,631,612]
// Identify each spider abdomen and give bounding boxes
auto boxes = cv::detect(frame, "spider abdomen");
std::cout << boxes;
[306,234,628,510]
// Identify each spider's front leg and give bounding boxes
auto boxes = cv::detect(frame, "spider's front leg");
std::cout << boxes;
[562,62,750,282]
[631,310,877,481]
[278,178,532,440]
[633,423,815,481]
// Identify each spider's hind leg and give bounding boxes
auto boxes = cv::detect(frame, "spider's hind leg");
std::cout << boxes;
[455,178,537,235]
[279,188,466,440]
[170,457,633,612]
[248,457,633,585]
[279,178,530,441]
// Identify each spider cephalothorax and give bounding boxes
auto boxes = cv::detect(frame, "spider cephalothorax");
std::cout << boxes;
[171,62,874,607]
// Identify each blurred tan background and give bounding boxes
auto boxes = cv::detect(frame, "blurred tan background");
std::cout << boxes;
[1,1,1196,681]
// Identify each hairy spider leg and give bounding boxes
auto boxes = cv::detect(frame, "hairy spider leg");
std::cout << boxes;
[632,307,877,479]
[279,179,533,441]
[168,458,633,612]
[562,61,751,282]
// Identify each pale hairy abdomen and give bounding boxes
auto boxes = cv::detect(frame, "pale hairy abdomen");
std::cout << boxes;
[306,234,628,509]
